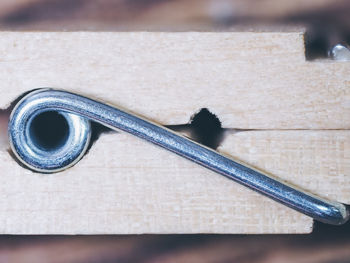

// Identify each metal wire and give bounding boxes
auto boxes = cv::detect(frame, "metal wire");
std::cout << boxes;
[8,88,350,225]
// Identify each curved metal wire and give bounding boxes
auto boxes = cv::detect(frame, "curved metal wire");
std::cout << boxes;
[8,88,350,225]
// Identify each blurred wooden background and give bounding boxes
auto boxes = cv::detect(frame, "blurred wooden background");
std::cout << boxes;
[1,223,350,262]
[0,0,349,262]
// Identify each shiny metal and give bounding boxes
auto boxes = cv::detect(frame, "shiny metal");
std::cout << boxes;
[329,44,350,61]
[8,89,350,225]
[10,109,90,173]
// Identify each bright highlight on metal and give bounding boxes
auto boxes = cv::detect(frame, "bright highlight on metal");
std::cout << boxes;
[330,44,350,61]
[8,89,350,225]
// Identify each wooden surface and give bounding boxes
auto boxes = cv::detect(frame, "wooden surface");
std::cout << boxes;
[0,0,348,34]
[0,32,349,234]
[0,32,349,129]
[1,228,350,263]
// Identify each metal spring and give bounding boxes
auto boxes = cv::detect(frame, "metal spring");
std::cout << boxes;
[8,88,350,225]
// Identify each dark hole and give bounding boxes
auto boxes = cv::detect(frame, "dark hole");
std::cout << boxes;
[190,108,224,149]
[304,29,330,60]
[167,108,225,149]
[29,111,69,151]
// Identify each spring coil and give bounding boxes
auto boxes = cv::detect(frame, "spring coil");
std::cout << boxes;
[8,88,350,225]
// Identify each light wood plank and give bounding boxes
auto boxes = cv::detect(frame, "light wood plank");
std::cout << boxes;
[219,130,350,204]
[0,130,348,234]
[0,132,312,234]
[0,32,348,129]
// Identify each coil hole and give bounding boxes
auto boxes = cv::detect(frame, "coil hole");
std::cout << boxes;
[29,111,69,151]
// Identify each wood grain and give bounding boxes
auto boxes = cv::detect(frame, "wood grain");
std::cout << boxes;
[0,130,349,234]
[0,132,312,234]
[0,32,349,129]
[219,130,350,203]
[0,32,348,234]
